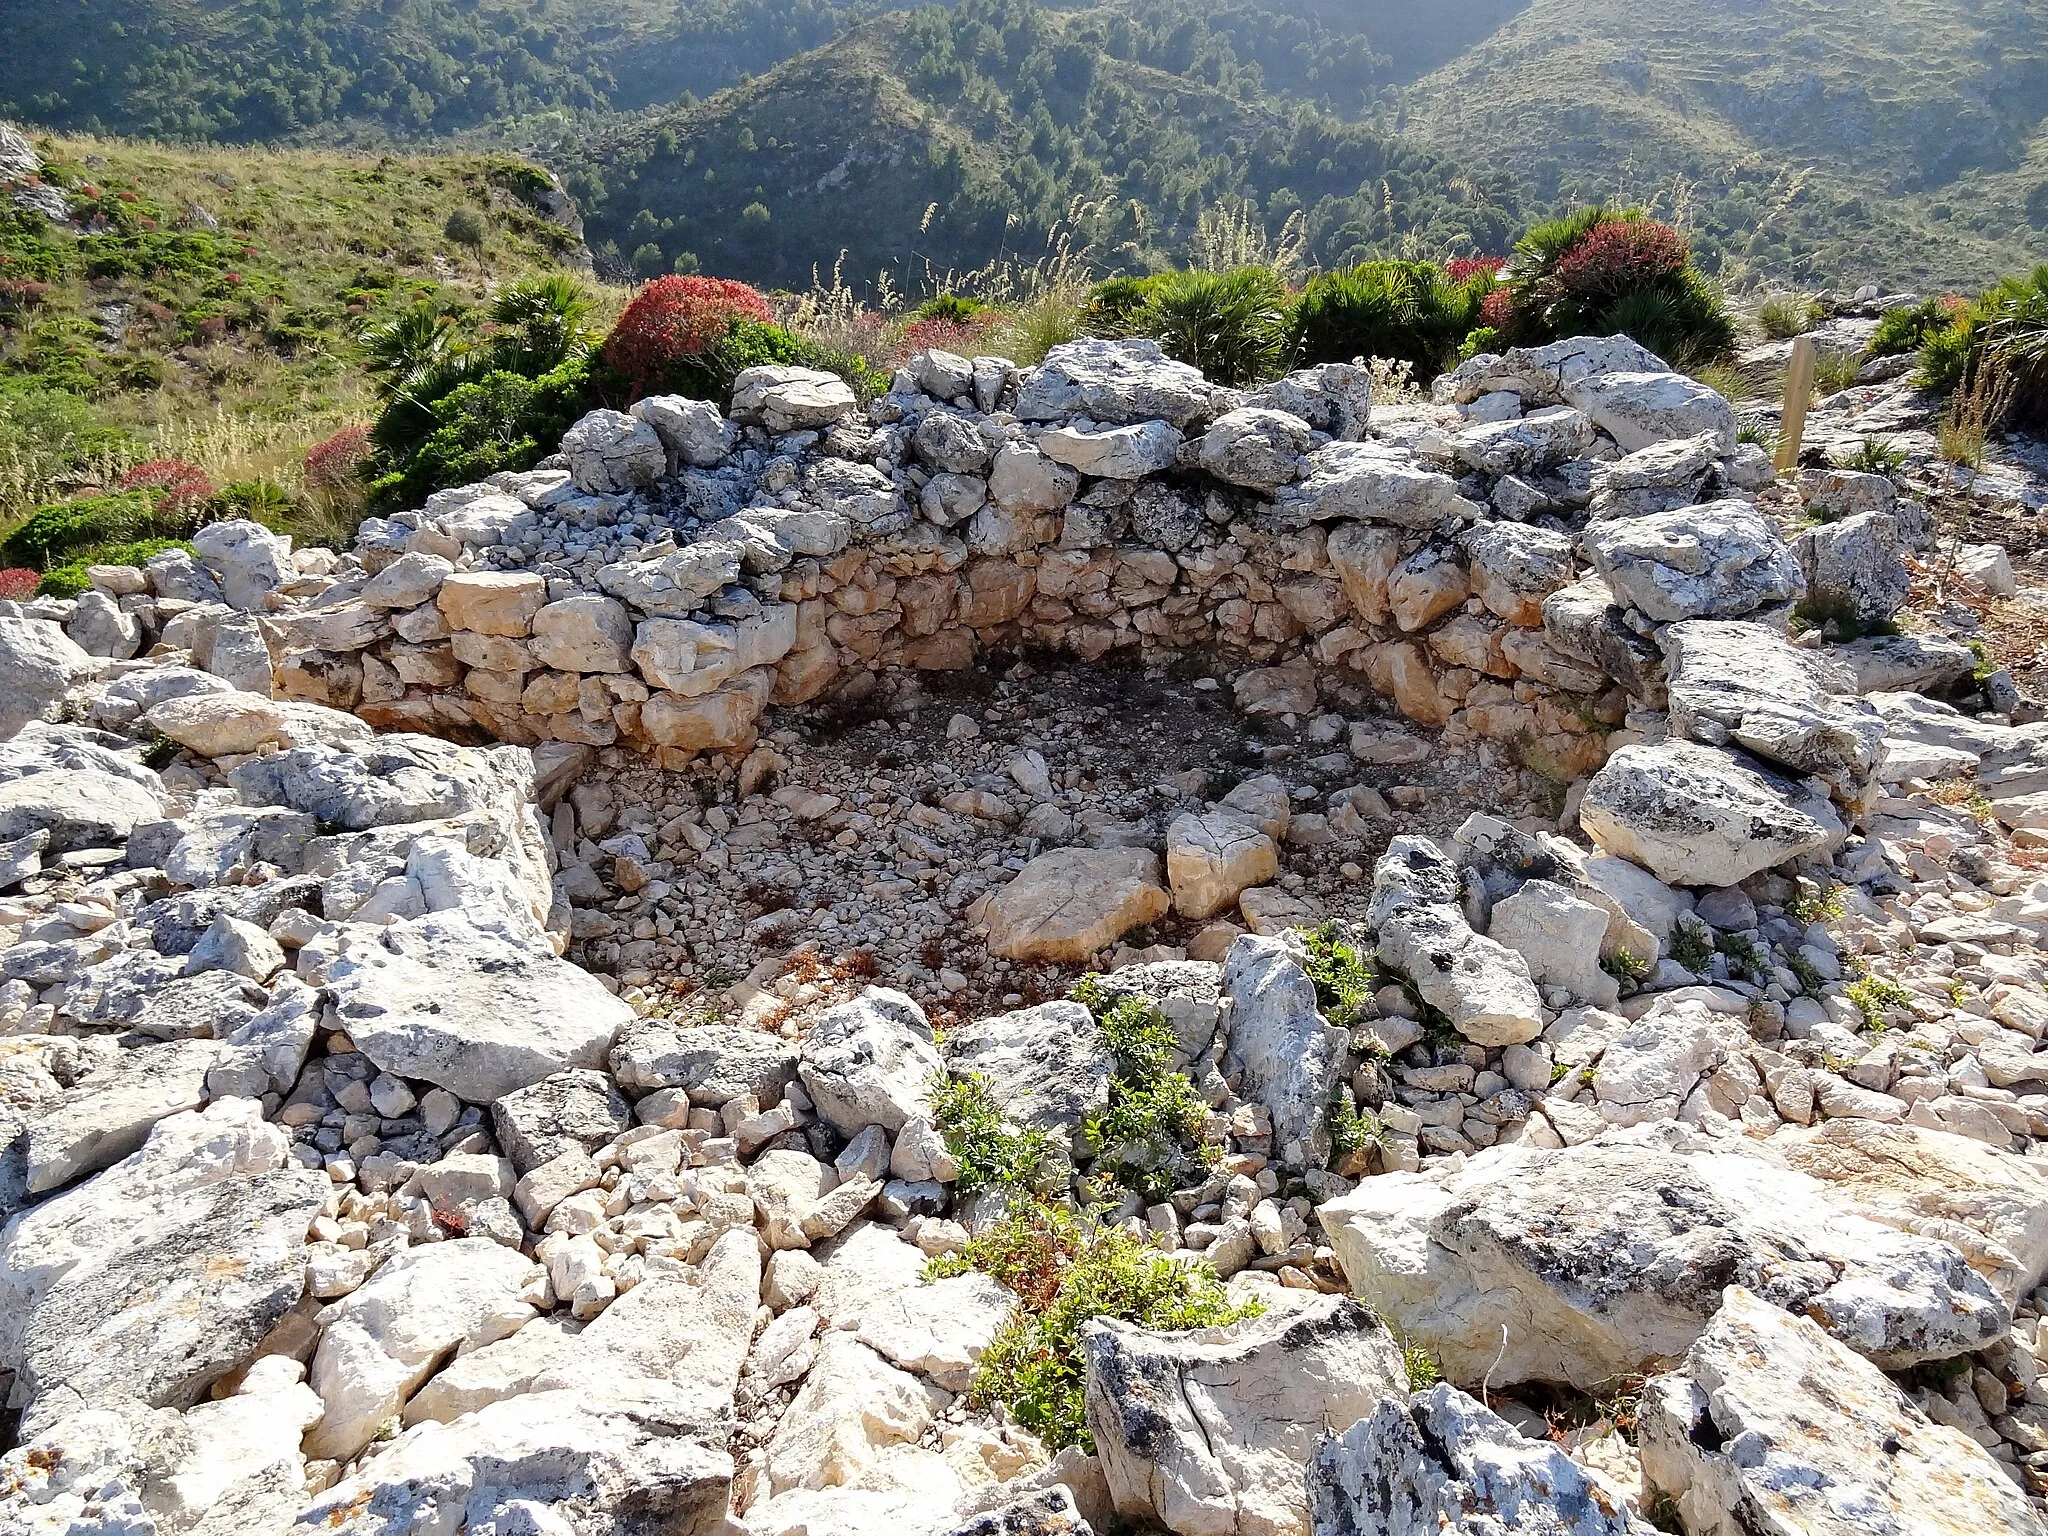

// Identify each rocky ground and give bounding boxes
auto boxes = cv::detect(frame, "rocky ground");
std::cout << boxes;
[5,334,2048,1536]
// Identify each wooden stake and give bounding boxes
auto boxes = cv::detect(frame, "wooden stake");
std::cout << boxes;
[1775,335,1816,474]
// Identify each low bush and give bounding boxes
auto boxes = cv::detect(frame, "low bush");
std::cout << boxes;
[1067,979,1215,1197]
[1496,207,1734,368]
[1128,267,1290,388]
[1290,260,1485,380]
[930,1198,1260,1451]
[37,536,191,597]
[117,457,212,514]
[3,489,160,567]
[598,274,773,399]
[1869,296,1958,358]
[1756,294,1822,339]
[928,1069,1050,1194]
[367,354,594,512]
[1915,264,2048,428]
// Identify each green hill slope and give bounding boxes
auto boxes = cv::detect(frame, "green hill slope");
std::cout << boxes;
[557,2,1523,290]
[1,130,591,518]
[1396,0,2048,288]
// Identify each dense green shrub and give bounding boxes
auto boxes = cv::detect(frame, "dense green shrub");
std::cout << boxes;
[928,1070,1051,1193]
[930,1199,1260,1451]
[3,490,160,568]
[368,355,594,511]
[1291,260,1487,379]
[1915,265,2048,426]
[38,537,192,597]
[1496,207,1735,368]
[1869,297,1958,358]
[1067,978,1214,1198]
[1127,266,1290,387]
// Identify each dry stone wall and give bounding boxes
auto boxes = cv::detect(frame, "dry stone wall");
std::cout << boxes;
[121,336,1815,788]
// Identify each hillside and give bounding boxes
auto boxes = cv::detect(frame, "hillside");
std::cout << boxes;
[0,128,593,519]
[556,2,1523,290]
[1397,0,2048,289]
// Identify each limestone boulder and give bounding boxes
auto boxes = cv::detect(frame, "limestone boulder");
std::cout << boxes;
[562,407,667,493]
[305,1237,542,1460]
[1015,339,1220,427]
[325,913,632,1104]
[1272,442,1483,529]
[438,571,546,637]
[1166,809,1279,921]
[856,1270,1016,1392]
[530,593,634,673]
[0,1099,324,1438]
[944,1000,1112,1156]
[1197,408,1312,489]
[0,618,99,741]
[632,393,739,469]
[1221,934,1348,1167]
[1638,1286,2042,1536]
[1038,419,1182,479]
[1309,1383,1655,1536]
[1083,1295,1408,1536]
[1661,619,1884,803]
[1794,509,1911,624]
[1579,740,1836,887]
[1560,369,1736,454]
[1369,838,1543,1047]
[800,988,943,1137]
[492,1068,632,1176]
[0,767,162,851]
[596,542,742,618]
[732,366,859,433]
[1319,1133,2011,1392]
[1246,362,1372,440]
[192,519,292,611]
[611,1019,800,1106]
[1581,500,1804,623]
[1487,878,1620,1008]
[983,847,1171,963]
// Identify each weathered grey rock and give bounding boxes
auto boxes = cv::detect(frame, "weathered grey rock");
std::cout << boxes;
[1638,1286,2043,1536]
[1587,430,1721,520]
[1793,509,1911,623]
[1434,405,1595,477]
[1458,522,1576,626]
[492,1068,632,1175]
[1017,339,1220,427]
[296,1380,736,1536]
[184,911,285,982]
[1368,838,1544,1047]
[1272,442,1483,529]
[1320,1133,2009,1392]
[805,458,911,536]
[856,1269,1015,1392]
[595,541,742,618]
[1197,408,1312,489]
[1560,369,1736,454]
[0,617,100,739]
[983,847,1172,964]
[731,366,858,432]
[942,1486,1097,1536]
[799,988,943,1136]
[1083,1294,1407,1536]
[326,913,632,1104]
[1309,1382,1655,1536]
[1487,879,1620,1007]
[1661,619,1884,802]
[1581,500,1804,623]
[1833,632,1977,695]
[1221,934,1348,1166]
[1540,577,1665,696]
[1038,419,1183,479]
[191,519,292,611]
[1082,962,1225,1072]
[360,550,454,609]
[1443,336,1669,405]
[22,1036,218,1196]
[910,347,976,401]
[1247,363,1372,440]
[561,408,668,494]
[632,393,739,469]
[530,593,634,673]
[1796,465,1899,521]
[0,767,161,851]
[0,1099,324,1438]
[65,589,142,659]
[944,1001,1111,1156]
[610,1019,800,1106]
[988,442,1080,514]
[912,409,994,474]
[1579,740,1836,886]
[305,1237,542,1459]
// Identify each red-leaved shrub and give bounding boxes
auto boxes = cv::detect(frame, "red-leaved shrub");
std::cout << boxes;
[304,424,372,488]
[1446,257,1505,286]
[895,311,1003,363]
[119,458,213,512]
[0,569,40,601]
[1479,287,1515,328]
[1551,219,1688,304]
[600,276,773,397]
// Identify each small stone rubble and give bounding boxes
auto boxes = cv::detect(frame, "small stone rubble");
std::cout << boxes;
[3,334,2048,1535]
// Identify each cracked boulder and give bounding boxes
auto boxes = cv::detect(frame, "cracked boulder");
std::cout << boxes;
[1581,499,1803,623]
[1319,1131,2009,1392]
[1579,740,1838,888]
[1221,933,1349,1167]
[1082,1294,1407,1536]
[943,1000,1112,1157]
[1638,1286,2043,1536]
[1309,1382,1654,1536]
